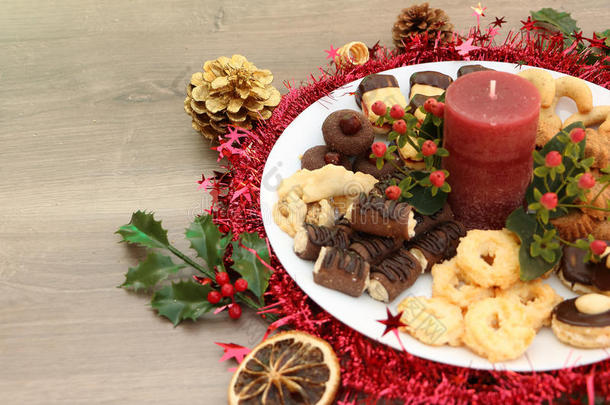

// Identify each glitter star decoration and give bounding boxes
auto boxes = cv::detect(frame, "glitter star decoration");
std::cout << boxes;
[197,174,214,191]
[471,2,486,26]
[520,16,538,32]
[456,37,480,58]
[324,45,339,60]
[377,307,406,337]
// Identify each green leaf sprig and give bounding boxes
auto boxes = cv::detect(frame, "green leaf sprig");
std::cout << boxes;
[117,211,273,325]
[506,123,610,280]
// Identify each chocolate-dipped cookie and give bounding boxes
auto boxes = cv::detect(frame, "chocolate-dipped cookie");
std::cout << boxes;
[294,223,351,261]
[353,152,404,179]
[349,193,415,240]
[457,64,494,77]
[551,294,610,348]
[407,220,466,272]
[368,248,422,302]
[322,109,375,156]
[558,242,610,296]
[301,145,352,171]
[409,71,452,121]
[313,246,370,297]
[355,74,408,134]
[349,234,402,265]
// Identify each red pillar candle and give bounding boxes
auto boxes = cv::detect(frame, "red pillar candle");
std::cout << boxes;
[443,71,540,229]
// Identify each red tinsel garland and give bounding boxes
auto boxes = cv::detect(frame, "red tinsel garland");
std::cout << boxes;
[209,33,610,404]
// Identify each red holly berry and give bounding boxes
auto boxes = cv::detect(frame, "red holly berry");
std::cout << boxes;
[578,172,596,189]
[221,283,235,297]
[215,272,230,286]
[371,100,387,116]
[421,140,438,156]
[392,119,407,134]
[590,240,607,256]
[540,192,558,210]
[545,151,562,167]
[234,278,248,292]
[228,303,242,320]
[390,104,405,119]
[430,170,445,187]
[423,98,437,113]
[570,128,586,143]
[385,185,401,200]
[431,101,445,118]
[207,290,222,304]
[371,142,387,158]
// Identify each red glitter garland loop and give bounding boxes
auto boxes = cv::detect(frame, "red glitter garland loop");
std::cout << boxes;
[209,32,610,403]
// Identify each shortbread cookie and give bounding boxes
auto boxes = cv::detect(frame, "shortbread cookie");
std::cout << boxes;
[398,296,464,346]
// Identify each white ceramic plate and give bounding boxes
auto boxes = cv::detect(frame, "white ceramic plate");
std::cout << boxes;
[260,61,610,371]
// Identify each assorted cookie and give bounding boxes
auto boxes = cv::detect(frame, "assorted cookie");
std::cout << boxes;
[301,145,352,171]
[322,109,375,156]
[355,74,407,134]
[551,294,610,349]
[558,242,610,296]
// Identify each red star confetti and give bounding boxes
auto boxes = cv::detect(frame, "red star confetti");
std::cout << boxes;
[572,30,585,44]
[377,307,406,337]
[520,17,538,32]
[224,125,248,145]
[324,45,339,60]
[197,174,214,191]
[215,342,251,364]
[586,33,607,49]
[471,2,486,26]
[491,16,506,28]
[455,37,480,58]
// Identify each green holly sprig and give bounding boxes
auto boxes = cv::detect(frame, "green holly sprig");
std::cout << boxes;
[370,95,450,215]
[506,123,610,280]
[116,211,273,325]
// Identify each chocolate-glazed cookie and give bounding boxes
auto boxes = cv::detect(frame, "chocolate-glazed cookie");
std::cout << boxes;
[407,220,466,272]
[352,152,403,179]
[293,223,351,261]
[349,193,415,240]
[551,295,610,348]
[559,242,610,295]
[368,248,422,302]
[301,145,352,171]
[355,74,408,135]
[349,234,402,265]
[457,64,494,77]
[412,203,454,236]
[313,246,370,297]
[322,109,375,156]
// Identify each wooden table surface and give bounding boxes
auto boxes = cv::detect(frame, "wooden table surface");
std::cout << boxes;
[2,1,608,403]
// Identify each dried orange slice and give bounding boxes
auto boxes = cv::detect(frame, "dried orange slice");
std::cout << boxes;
[228,331,340,405]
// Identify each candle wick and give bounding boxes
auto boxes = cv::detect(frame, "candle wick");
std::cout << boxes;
[489,80,497,100]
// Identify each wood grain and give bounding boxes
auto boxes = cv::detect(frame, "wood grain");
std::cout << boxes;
[1,1,608,403]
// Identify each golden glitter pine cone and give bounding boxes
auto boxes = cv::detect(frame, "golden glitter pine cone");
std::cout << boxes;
[184,54,281,141]
[392,3,454,52]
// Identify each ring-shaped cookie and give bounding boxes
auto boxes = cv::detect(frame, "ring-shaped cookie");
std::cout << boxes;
[462,297,536,363]
[431,258,494,309]
[456,229,521,289]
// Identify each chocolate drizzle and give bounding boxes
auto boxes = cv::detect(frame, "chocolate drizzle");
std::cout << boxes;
[412,204,454,235]
[350,235,401,264]
[373,249,421,283]
[304,223,350,249]
[561,244,610,291]
[355,193,410,221]
[322,247,366,278]
[554,298,610,327]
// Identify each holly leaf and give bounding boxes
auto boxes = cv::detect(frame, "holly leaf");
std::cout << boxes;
[403,171,448,215]
[121,252,186,291]
[185,214,231,270]
[151,281,212,326]
[116,210,170,249]
[231,233,272,303]
[530,8,579,35]
[506,208,561,281]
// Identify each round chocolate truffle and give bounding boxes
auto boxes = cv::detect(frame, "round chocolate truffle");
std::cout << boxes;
[322,109,374,156]
[353,153,404,179]
[301,145,352,171]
